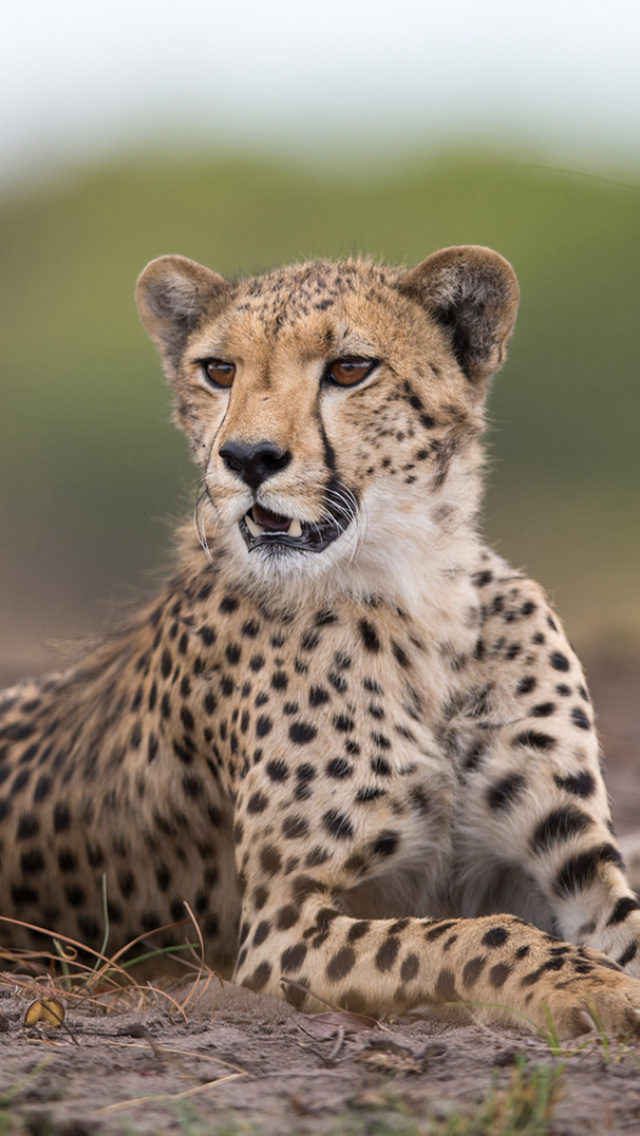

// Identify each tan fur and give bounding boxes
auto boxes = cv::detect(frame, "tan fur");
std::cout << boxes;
[1,246,639,1039]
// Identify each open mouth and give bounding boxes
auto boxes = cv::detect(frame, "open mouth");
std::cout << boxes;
[239,502,352,554]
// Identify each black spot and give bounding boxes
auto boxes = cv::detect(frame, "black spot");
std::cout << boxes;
[301,629,321,652]
[487,774,526,812]
[327,758,352,779]
[249,655,265,672]
[371,756,391,776]
[10,884,38,905]
[16,813,39,840]
[118,871,136,899]
[473,570,493,588]
[517,676,536,695]
[554,843,624,898]
[289,722,317,745]
[375,937,399,972]
[260,845,282,875]
[607,896,640,926]
[464,742,486,772]
[281,943,307,971]
[266,759,288,782]
[371,830,398,857]
[256,716,273,738]
[462,956,486,987]
[553,770,595,798]
[520,956,567,986]
[11,769,30,794]
[161,649,172,679]
[323,810,354,840]
[550,651,570,672]
[328,671,348,693]
[53,803,71,833]
[392,642,410,668]
[271,671,289,691]
[247,791,269,814]
[253,920,270,946]
[531,702,555,718]
[243,961,271,991]
[283,815,309,839]
[571,707,591,730]
[21,848,45,874]
[359,620,381,652]
[489,962,513,988]
[33,775,51,803]
[424,921,457,942]
[326,946,356,981]
[277,905,300,930]
[309,686,330,707]
[400,953,420,982]
[617,942,638,968]
[531,806,592,853]
[356,786,385,803]
[58,848,78,873]
[482,926,509,948]
[219,595,239,614]
[180,706,195,732]
[516,730,555,751]
[242,620,260,638]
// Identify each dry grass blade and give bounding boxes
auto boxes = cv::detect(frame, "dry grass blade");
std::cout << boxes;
[0,914,205,1019]
[99,1038,247,1075]
[280,977,385,1027]
[94,1072,245,1115]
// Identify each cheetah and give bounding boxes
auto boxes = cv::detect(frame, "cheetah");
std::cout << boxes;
[1,244,640,1039]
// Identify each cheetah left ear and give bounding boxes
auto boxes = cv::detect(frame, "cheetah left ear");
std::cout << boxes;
[399,246,519,383]
[136,255,231,371]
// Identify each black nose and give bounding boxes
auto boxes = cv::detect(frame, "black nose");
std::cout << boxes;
[219,440,292,491]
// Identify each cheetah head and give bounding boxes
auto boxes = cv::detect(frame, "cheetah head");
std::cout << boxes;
[136,247,518,596]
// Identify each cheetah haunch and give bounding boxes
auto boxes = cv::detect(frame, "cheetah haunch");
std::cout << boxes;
[2,246,640,1039]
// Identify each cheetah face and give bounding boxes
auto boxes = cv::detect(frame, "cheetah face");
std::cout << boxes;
[137,247,518,589]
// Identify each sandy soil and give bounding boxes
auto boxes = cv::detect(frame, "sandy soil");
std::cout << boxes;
[1,654,639,1135]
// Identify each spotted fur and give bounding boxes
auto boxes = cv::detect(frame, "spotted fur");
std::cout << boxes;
[1,245,639,1039]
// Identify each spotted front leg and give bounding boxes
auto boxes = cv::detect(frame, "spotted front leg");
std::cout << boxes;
[235,883,640,1039]
[451,558,640,977]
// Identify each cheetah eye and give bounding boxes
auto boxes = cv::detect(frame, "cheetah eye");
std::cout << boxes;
[201,359,236,389]
[324,357,379,388]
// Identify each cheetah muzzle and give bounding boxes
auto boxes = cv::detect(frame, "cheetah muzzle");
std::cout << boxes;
[2,244,640,1042]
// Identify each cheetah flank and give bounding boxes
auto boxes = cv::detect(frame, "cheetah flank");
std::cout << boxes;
[1,245,639,1039]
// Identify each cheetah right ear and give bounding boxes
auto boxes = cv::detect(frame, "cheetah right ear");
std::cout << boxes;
[399,246,519,384]
[136,255,231,369]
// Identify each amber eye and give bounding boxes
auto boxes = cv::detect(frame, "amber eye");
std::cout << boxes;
[202,359,235,389]
[324,357,378,387]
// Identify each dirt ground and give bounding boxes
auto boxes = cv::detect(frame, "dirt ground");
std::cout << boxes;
[1,653,639,1136]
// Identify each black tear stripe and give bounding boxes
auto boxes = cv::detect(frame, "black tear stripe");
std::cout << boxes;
[317,414,337,474]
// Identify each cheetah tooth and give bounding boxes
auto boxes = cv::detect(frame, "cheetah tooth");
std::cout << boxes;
[245,512,264,537]
[289,518,302,538]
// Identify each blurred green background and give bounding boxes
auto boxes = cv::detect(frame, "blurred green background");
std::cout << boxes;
[1,151,639,676]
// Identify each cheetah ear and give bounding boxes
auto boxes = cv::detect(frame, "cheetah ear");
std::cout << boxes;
[399,246,519,383]
[136,255,231,368]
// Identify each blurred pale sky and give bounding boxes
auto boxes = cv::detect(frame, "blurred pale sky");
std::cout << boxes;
[2,0,640,181]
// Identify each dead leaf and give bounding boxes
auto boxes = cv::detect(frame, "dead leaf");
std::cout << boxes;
[24,997,65,1028]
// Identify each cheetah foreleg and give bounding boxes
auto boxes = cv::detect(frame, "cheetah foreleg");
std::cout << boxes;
[234,892,640,1039]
